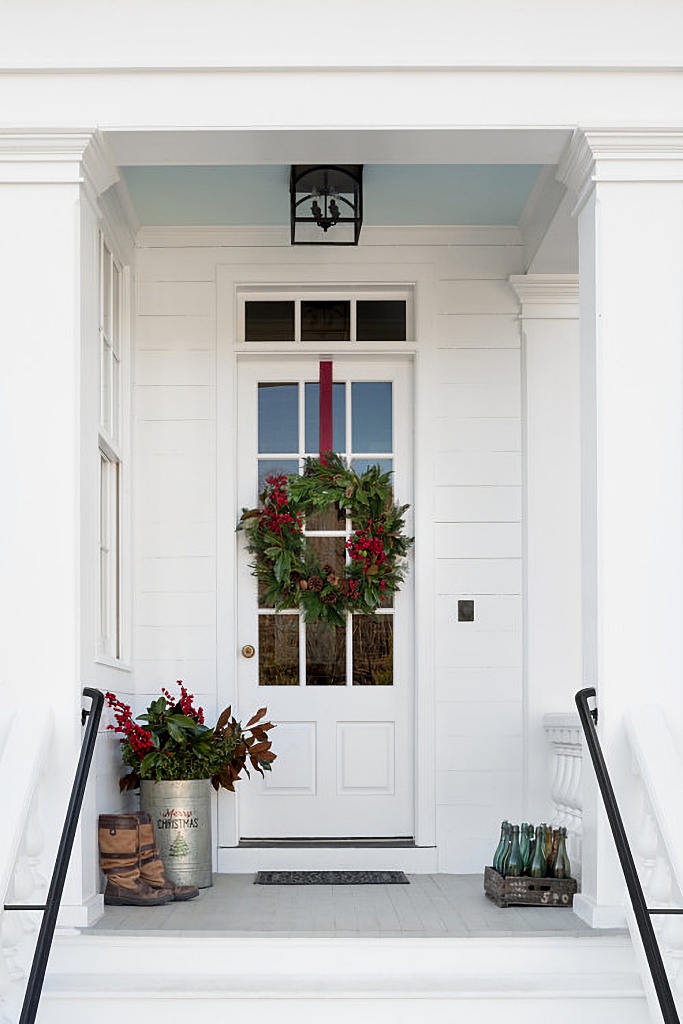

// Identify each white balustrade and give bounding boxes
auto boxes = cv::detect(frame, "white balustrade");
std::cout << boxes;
[543,712,583,882]
[625,705,683,1020]
[0,707,52,1024]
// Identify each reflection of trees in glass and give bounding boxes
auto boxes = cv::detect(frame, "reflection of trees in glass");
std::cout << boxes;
[258,615,299,686]
[306,622,346,686]
[353,615,393,686]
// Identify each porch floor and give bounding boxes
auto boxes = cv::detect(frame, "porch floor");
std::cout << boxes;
[86,873,619,938]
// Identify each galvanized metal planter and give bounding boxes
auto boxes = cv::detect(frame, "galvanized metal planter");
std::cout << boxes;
[140,779,213,888]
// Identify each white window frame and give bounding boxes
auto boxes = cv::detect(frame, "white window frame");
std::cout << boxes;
[237,285,415,349]
[98,234,126,663]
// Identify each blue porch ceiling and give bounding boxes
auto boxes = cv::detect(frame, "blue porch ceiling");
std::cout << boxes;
[121,164,542,227]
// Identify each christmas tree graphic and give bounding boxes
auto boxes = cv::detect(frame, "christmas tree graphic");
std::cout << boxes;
[168,832,190,858]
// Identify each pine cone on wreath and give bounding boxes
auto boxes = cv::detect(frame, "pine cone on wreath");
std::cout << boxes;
[307,575,323,592]
[321,591,338,604]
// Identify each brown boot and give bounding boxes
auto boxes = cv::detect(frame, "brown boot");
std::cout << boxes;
[98,814,172,906]
[135,811,200,901]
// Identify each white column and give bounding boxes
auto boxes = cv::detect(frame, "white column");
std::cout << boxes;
[509,276,581,823]
[0,132,118,925]
[559,129,683,926]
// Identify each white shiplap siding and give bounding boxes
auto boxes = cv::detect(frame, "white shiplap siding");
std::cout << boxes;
[132,233,523,872]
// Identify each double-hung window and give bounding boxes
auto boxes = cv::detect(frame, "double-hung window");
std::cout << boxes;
[98,237,123,660]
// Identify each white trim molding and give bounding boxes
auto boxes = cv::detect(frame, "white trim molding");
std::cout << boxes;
[135,224,523,250]
[0,129,119,196]
[558,128,683,214]
[509,274,579,318]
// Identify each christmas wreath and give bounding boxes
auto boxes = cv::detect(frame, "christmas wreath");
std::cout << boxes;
[238,452,413,628]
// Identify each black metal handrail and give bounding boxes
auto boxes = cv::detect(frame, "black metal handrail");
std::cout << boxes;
[576,686,680,1024]
[3,686,104,1024]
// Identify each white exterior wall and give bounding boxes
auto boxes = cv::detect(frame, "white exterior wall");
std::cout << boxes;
[130,229,524,872]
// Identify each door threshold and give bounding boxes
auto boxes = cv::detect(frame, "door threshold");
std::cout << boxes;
[239,837,416,849]
[219,843,437,873]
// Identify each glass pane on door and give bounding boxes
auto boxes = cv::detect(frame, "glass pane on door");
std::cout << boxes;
[306,622,346,686]
[258,383,298,453]
[258,615,299,686]
[352,382,392,452]
[353,615,393,685]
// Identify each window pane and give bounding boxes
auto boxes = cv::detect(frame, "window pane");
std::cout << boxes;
[301,301,350,341]
[306,536,346,577]
[356,301,406,341]
[111,264,121,356]
[257,458,299,494]
[352,382,392,453]
[258,383,298,453]
[353,615,393,685]
[100,340,112,434]
[304,382,346,454]
[101,243,112,340]
[351,457,393,479]
[245,301,295,342]
[259,615,300,685]
[306,621,346,686]
[306,501,346,532]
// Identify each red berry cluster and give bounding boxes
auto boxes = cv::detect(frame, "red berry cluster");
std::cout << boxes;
[105,692,155,758]
[162,681,205,724]
[346,520,387,572]
[260,475,304,537]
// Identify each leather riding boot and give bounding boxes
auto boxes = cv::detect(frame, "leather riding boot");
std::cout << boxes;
[136,811,200,901]
[98,813,172,906]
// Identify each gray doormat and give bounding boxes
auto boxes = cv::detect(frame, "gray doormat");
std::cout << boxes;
[255,870,410,885]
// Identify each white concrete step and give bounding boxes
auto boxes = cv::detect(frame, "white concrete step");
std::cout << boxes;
[36,933,652,1024]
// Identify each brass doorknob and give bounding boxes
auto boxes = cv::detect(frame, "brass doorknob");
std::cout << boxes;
[241,644,256,659]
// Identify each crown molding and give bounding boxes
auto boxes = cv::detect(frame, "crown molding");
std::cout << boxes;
[0,129,119,196]
[558,128,683,213]
[135,224,523,249]
[509,274,579,318]
[81,130,120,198]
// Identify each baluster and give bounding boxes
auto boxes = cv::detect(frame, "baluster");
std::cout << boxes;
[0,912,13,1024]
[659,908,683,995]
[564,747,582,870]
[0,911,24,983]
[12,848,40,942]
[634,810,658,888]
[553,744,573,828]
[648,852,673,939]
[24,792,47,896]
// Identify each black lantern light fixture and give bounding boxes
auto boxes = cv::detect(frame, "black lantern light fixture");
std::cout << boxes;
[290,165,363,245]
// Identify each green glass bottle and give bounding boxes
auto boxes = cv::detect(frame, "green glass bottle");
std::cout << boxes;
[550,826,571,879]
[518,822,530,871]
[528,824,547,877]
[505,825,524,877]
[492,821,510,874]
[543,824,554,866]
[523,824,536,875]
[500,827,512,875]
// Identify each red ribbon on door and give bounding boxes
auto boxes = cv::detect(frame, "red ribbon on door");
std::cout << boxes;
[319,360,333,464]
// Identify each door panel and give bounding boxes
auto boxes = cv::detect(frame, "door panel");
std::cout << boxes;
[236,357,413,838]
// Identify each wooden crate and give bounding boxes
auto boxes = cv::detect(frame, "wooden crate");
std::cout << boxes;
[484,865,577,908]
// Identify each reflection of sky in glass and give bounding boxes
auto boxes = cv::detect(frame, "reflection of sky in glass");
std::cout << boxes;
[258,383,298,453]
[351,458,393,479]
[305,382,346,453]
[352,382,392,453]
[258,458,299,492]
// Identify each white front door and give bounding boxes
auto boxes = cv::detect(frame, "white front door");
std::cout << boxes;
[235,357,414,839]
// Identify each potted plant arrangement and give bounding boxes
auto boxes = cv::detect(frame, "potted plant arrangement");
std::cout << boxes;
[105,683,276,888]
